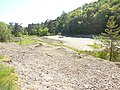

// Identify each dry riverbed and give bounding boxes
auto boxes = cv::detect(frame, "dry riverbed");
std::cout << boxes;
[44,36,96,51]
[0,42,120,90]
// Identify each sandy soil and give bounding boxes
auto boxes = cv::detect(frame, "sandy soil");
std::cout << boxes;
[0,42,120,90]
[45,36,96,51]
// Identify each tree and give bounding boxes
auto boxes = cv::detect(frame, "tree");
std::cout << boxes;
[38,27,49,36]
[12,23,24,37]
[100,16,120,61]
[0,22,12,42]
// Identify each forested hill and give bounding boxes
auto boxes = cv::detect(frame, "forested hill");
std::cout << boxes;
[5,0,120,37]
[27,0,120,35]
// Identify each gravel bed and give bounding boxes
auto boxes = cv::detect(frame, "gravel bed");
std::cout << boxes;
[0,43,120,90]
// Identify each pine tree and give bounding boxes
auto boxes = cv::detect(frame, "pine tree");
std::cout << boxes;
[101,16,120,61]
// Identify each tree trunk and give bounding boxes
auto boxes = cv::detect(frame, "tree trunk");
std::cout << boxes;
[109,40,113,61]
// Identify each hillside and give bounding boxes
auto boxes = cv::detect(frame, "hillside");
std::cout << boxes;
[0,42,120,90]
[27,0,120,35]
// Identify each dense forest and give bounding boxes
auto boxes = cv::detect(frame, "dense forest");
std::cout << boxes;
[0,0,120,42]
[26,0,120,35]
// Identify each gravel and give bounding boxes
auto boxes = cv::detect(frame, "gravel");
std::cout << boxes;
[0,42,120,90]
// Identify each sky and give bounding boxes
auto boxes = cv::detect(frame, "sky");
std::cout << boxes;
[0,0,97,27]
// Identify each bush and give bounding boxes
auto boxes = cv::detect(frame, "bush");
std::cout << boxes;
[38,27,50,36]
[0,22,12,42]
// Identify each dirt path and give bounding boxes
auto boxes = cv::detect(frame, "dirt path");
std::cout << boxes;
[0,43,120,90]
[45,36,96,51]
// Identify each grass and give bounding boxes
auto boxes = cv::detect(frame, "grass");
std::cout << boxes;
[0,55,19,90]
[15,36,42,45]
[0,54,11,62]
[0,64,19,90]
[87,43,101,49]
[0,54,5,60]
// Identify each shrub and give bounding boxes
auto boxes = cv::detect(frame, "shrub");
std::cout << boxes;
[0,22,12,42]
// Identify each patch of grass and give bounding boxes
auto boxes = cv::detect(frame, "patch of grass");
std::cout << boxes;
[15,36,42,45]
[63,45,110,60]
[83,50,109,60]
[0,54,5,60]
[0,54,11,62]
[87,43,101,49]
[0,64,19,90]
[0,55,19,90]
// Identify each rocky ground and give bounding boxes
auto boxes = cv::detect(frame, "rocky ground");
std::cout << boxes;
[0,42,120,90]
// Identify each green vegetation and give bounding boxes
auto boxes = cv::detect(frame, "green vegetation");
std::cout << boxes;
[94,16,120,61]
[1,0,120,38]
[101,16,120,61]
[33,0,120,35]
[0,55,19,90]
[87,44,101,50]
[37,27,50,36]
[0,54,10,62]
[0,22,12,42]
[16,0,119,36]
[15,36,42,45]
[0,54,5,60]
[26,23,50,36]
[10,23,24,37]
[84,16,120,61]
[0,64,19,90]
[83,49,110,60]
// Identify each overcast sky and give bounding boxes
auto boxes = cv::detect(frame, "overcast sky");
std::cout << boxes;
[0,0,97,27]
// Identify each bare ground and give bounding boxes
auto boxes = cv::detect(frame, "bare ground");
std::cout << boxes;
[0,42,120,90]
[45,36,96,51]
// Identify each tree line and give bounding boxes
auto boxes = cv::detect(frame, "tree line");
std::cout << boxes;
[0,22,50,42]
[40,0,120,35]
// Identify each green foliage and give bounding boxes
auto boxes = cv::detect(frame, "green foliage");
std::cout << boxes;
[17,32,23,45]
[26,23,50,36]
[101,16,120,61]
[12,23,24,37]
[87,43,101,50]
[0,22,12,42]
[1,0,120,37]
[2,0,119,37]
[0,55,19,90]
[84,48,109,60]
[91,16,120,61]
[95,50,109,60]
[15,36,42,45]
[0,54,11,62]
[0,64,19,90]
[38,27,50,36]
[33,0,120,35]
[57,32,61,35]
